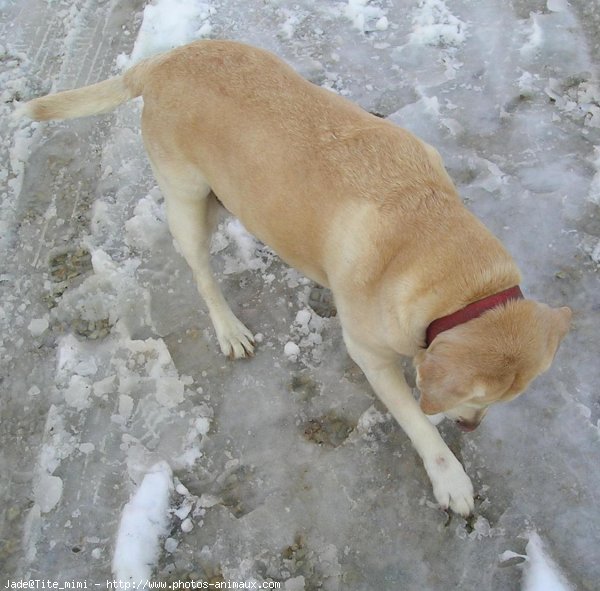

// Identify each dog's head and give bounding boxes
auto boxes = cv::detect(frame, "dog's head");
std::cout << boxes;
[413,300,571,431]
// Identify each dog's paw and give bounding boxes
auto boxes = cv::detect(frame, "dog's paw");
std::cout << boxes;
[213,313,255,359]
[425,454,474,517]
[308,285,337,318]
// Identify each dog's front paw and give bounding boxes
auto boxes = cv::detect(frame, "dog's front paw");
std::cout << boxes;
[213,312,255,359]
[425,454,474,517]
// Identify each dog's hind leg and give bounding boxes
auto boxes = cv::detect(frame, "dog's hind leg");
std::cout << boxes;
[150,165,255,359]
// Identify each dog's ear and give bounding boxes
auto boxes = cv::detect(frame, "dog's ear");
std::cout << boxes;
[526,303,572,379]
[554,306,572,339]
[414,346,473,414]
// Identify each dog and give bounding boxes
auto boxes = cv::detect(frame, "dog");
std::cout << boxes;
[15,40,571,516]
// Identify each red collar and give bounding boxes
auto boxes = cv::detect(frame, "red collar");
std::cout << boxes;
[425,286,524,347]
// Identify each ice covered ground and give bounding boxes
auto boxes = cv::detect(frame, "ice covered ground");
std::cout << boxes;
[1,0,599,588]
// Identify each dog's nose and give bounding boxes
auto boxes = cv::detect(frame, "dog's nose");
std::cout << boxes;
[456,419,479,432]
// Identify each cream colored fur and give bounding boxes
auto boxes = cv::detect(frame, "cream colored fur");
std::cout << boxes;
[17,40,571,516]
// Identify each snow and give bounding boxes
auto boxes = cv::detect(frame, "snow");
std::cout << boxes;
[124,0,215,67]
[112,461,173,581]
[2,0,600,587]
[588,145,600,205]
[164,537,179,553]
[356,404,389,433]
[180,518,194,533]
[283,341,300,360]
[410,0,468,48]
[124,189,168,252]
[500,532,575,591]
[521,533,575,591]
[344,0,388,34]
[27,316,48,336]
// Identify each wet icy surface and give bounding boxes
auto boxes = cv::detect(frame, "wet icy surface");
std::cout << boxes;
[1,0,599,588]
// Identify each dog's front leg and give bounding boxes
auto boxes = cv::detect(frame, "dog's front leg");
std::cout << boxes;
[344,334,474,516]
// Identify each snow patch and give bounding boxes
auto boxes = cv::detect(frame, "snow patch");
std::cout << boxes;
[112,461,173,581]
[520,14,544,56]
[587,145,600,205]
[122,0,216,67]
[389,91,463,138]
[410,0,468,48]
[522,532,575,591]
[213,218,276,275]
[164,537,178,553]
[287,306,329,363]
[181,518,194,533]
[279,9,304,40]
[357,405,389,433]
[124,189,168,252]
[343,0,388,34]
[28,316,48,336]
[284,341,300,360]
[51,247,152,337]
[63,374,92,410]
[32,404,77,515]
[34,472,64,514]
[500,532,574,591]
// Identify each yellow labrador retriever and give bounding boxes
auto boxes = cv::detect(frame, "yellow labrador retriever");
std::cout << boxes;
[16,40,571,516]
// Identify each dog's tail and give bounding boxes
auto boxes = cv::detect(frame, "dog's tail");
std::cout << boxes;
[13,60,151,122]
